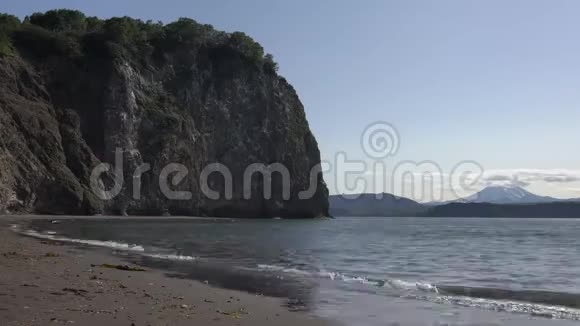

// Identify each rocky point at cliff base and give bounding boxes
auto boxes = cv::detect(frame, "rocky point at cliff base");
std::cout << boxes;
[0,10,329,218]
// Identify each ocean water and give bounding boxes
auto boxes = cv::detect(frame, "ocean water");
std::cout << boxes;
[20,217,580,325]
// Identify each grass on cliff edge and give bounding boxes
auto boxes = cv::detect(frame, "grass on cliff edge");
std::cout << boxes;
[0,9,279,74]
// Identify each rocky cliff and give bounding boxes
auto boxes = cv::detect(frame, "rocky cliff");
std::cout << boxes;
[0,10,329,217]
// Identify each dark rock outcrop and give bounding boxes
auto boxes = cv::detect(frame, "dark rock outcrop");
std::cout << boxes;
[0,12,328,218]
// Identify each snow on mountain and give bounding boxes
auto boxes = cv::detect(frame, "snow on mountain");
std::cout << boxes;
[461,186,559,204]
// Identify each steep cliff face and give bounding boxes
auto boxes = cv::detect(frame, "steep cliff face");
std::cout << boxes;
[0,12,329,217]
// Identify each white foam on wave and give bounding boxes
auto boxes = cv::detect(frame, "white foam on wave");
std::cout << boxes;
[254,264,430,289]
[320,271,378,286]
[419,293,580,320]
[19,228,145,252]
[15,226,201,263]
[143,253,197,261]
[258,264,378,287]
[416,282,439,293]
[385,278,439,293]
[252,263,580,320]
[257,264,312,276]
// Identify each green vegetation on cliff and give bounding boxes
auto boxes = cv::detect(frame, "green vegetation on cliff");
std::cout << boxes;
[0,14,20,56]
[0,9,278,72]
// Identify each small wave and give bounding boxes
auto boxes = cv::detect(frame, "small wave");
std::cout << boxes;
[254,264,432,290]
[438,285,580,310]
[384,278,439,293]
[257,264,312,276]
[321,271,385,287]
[17,227,200,263]
[414,293,580,320]
[19,228,145,252]
[250,264,412,290]
[251,264,580,319]
[143,253,198,261]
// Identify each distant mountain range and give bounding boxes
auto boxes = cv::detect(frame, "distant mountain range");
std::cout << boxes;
[330,186,580,218]
[329,193,426,217]
[442,185,578,205]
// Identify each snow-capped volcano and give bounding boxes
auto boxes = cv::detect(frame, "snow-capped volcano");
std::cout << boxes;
[462,186,557,204]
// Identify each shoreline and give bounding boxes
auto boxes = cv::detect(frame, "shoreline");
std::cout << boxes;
[0,216,336,326]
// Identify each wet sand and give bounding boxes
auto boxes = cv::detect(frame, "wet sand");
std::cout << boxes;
[0,216,336,326]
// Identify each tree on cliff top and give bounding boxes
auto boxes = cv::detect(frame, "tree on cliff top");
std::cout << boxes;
[26,9,87,33]
[0,14,21,56]
[1,9,279,74]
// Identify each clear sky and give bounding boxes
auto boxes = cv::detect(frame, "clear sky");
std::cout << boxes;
[4,1,580,201]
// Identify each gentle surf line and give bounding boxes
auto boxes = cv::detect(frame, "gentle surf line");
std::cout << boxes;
[13,226,580,320]
[16,226,201,262]
[251,263,580,319]
[438,285,580,309]
[16,227,145,252]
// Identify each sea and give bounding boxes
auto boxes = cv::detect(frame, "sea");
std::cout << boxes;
[16,216,580,325]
